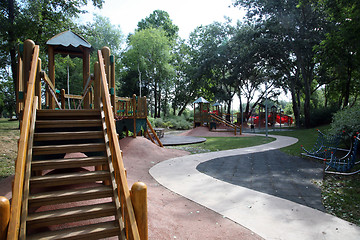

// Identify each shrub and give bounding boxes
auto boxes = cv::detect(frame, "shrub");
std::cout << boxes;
[329,105,360,136]
[152,115,192,130]
[309,106,338,127]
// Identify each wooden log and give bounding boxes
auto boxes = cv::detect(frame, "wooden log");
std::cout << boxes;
[0,196,10,240]
[131,182,148,240]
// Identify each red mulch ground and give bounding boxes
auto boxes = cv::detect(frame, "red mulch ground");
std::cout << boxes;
[0,128,263,239]
[120,135,263,240]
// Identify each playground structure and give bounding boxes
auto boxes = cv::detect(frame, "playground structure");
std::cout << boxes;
[325,133,360,175]
[115,94,163,147]
[301,129,359,175]
[1,32,148,239]
[193,97,240,135]
[247,104,293,129]
[192,97,295,134]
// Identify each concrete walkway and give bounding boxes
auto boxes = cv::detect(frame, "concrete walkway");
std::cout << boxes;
[150,135,360,240]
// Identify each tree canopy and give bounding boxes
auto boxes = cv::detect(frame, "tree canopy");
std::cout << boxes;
[0,2,358,128]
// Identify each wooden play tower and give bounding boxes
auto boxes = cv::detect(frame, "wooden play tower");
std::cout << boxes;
[1,31,148,240]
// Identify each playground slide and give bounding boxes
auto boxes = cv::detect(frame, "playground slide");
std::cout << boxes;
[209,114,239,135]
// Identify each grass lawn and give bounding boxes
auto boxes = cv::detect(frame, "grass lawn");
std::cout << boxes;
[0,118,19,180]
[269,126,360,226]
[169,136,275,154]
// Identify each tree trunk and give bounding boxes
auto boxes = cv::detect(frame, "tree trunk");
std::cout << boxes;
[154,81,158,118]
[7,0,18,117]
[343,61,352,108]
[226,100,231,122]
[178,101,190,116]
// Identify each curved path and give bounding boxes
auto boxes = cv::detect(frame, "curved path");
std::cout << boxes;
[150,135,360,240]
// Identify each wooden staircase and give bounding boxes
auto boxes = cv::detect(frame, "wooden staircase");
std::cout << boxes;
[21,109,124,239]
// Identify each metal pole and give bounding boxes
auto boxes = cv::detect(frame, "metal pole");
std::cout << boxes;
[265,81,268,139]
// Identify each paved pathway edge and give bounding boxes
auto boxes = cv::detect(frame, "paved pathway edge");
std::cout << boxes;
[149,134,360,240]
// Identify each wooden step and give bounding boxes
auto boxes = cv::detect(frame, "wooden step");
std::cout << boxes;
[32,143,106,155]
[27,221,120,240]
[27,202,116,228]
[34,131,104,141]
[37,109,100,119]
[31,156,108,171]
[35,119,102,128]
[28,185,113,207]
[30,171,110,188]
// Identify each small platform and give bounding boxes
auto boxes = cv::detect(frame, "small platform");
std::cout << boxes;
[160,135,206,146]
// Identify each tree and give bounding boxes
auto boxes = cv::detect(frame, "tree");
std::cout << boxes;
[233,0,326,127]
[122,28,174,118]
[0,0,104,116]
[0,69,16,118]
[137,10,179,41]
[313,0,360,109]
[188,22,238,120]
[82,14,124,55]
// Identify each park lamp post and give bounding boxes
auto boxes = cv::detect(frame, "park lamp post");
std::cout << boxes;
[265,80,269,139]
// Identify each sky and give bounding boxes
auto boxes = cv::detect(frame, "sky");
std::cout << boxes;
[80,0,246,39]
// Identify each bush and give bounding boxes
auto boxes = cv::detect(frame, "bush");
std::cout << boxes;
[329,105,360,136]
[152,115,192,130]
[309,106,338,127]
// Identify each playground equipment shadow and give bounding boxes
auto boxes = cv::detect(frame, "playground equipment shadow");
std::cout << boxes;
[150,134,360,240]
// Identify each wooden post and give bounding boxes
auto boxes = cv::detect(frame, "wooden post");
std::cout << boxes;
[61,89,66,109]
[132,94,137,138]
[36,58,42,109]
[101,47,111,86]
[131,182,148,240]
[83,48,91,109]
[110,55,116,116]
[48,45,55,109]
[23,40,35,96]
[94,62,101,109]
[0,196,10,240]
[16,50,23,117]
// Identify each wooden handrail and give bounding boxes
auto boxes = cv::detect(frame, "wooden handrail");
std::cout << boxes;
[7,44,39,239]
[40,71,56,93]
[146,118,163,147]
[98,50,140,240]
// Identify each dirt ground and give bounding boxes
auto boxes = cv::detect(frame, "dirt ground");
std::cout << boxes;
[121,133,263,240]
[0,127,263,239]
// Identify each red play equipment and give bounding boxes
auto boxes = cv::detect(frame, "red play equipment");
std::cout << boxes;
[249,113,293,126]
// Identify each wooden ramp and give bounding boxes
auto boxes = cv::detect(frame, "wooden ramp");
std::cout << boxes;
[20,109,124,239]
